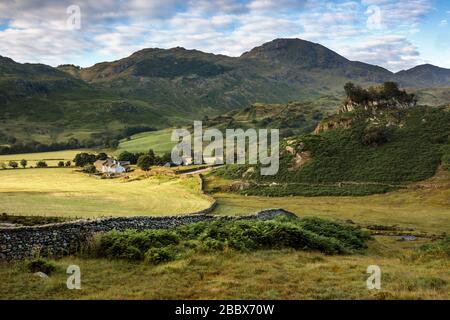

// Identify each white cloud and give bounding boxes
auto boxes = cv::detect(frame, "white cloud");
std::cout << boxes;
[336,35,425,71]
[0,0,438,72]
[440,20,448,27]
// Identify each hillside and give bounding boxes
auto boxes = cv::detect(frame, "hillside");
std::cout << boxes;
[1,39,450,147]
[200,99,338,137]
[211,83,450,196]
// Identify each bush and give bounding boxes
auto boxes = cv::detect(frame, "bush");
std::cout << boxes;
[93,217,370,262]
[8,160,18,169]
[35,160,48,168]
[58,161,65,167]
[25,258,57,275]
[145,247,176,264]
[361,127,389,146]
[82,164,97,174]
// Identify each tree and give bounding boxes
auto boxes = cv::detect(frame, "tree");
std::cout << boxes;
[8,160,18,169]
[58,161,65,167]
[147,149,156,165]
[36,160,48,168]
[73,153,96,167]
[96,152,108,160]
[137,155,152,172]
[82,164,97,174]
[20,159,27,169]
[65,161,71,167]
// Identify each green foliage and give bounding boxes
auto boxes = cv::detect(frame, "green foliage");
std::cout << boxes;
[82,164,97,174]
[137,154,153,171]
[416,236,450,259]
[57,161,65,167]
[73,153,96,167]
[35,160,48,168]
[8,160,18,169]
[20,159,27,168]
[25,258,57,275]
[93,217,370,263]
[213,105,449,196]
[361,126,390,146]
[65,160,71,167]
[344,81,416,107]
[145,247,176,265]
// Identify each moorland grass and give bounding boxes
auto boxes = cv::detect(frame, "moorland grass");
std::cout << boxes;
[0,236,448,300]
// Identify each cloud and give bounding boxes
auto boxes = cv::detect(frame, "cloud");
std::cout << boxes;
[337,35,425,71]
[440,20,448,27]
[0,0,439,71]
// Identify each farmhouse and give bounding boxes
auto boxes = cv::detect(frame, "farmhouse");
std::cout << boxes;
[94,159,130,174]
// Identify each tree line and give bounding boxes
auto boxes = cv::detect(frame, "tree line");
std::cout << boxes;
[0,126,156,155]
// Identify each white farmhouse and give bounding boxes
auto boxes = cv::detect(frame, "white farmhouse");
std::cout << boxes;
[94,159,130,174]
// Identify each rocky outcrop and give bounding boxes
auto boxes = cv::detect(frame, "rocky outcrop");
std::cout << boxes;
[0,209,296,261]
[314,117,353,134]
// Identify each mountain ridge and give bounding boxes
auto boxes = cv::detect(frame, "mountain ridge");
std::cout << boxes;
[1,38,450,146]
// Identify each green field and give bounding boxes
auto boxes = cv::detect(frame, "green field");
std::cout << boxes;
[115,129,176,155]
[0,168,212,217]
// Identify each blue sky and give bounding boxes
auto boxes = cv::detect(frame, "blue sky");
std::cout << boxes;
[0,0,449,72]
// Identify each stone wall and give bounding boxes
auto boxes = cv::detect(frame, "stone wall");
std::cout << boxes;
[0,209,295,260]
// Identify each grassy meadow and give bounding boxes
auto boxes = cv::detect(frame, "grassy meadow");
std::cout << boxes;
[0,168,212,218]
[115,129,176,155]
[0,236,448,299]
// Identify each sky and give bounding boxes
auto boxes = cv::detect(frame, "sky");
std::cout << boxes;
[0,0,449,72]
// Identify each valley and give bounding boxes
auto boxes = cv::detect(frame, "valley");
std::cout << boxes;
[0,38,449,301]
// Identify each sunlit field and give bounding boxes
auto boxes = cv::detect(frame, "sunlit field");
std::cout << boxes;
[0,168,212,218]
[115,129,176,155]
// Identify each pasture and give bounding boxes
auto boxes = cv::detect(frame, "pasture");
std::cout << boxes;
[0,168,212,218]
[115,129,176,155]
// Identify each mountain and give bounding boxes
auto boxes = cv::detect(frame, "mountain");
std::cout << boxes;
[1,38,450,146]
[394,64,450,87]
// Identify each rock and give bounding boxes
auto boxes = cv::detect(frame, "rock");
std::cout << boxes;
[34,272,49,279]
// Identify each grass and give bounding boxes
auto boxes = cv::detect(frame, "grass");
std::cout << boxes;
[212,106,450,196]
[115,129,176,155]
[0,168,212,218]
[0,237,448,299]
[205,170,450,234]
[0,149,97,168]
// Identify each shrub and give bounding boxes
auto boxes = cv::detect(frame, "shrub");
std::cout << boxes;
[8,160,18,169]
[65,161,71,167]
[25,258,57,275]
[92,217,371,264]
[416,236,450,259]
[35,160,48,168]
[145,247,176,264]
[361,127,389,146]
[82,164,97,174]
[57,161,65,167]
